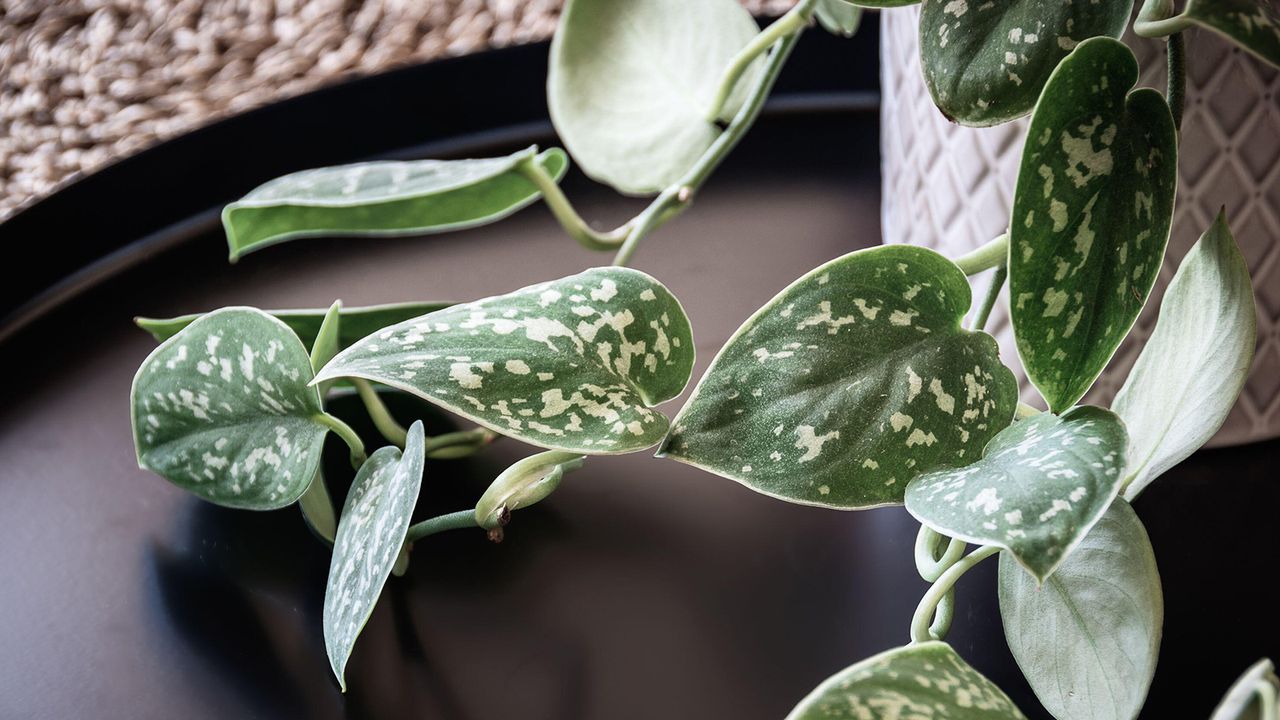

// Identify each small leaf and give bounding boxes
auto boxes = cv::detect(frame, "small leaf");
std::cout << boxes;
[906,406,1127,582]
[815,0,863,37]
[999,498,1162,720]
[311,300,344,397]
[324,421,426,691]
[1181,0,1280,68]
[314,267,695,455]
[1211,658,1280,720]
[1113,212,1256,500]
[547,0,761,195]
[786,641,1027,720]
[920,0,1133,126]
[222,146,568,259]
[130,307,328,510]
[138,301,453,350]
[661,245,1018,509]
[1009,37,1177,413]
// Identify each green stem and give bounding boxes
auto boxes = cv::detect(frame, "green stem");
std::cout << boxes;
[1166,32,1186,131]
[1134,0,1192,37]
[405,509,479,542]
[298,472,337,545]
[913,526,966,582]
[517,158,629,251]
[909,545,1000,644]
[1258,678,1278,720]
[314,412,367,469]
[704,0,818,122]
[969,263,1008,331]
[929,589,956,639]
[352,378,408,448]
[424,428,496,459]
[953,234,1009,276]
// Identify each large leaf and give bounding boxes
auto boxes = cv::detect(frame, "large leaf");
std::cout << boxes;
[660,245,1018,509]
[1113,212,1256,500]
[547,0,760,195]
[1010,37,1177,413]
[1211,659,1279,720]
[786,641,1027,719]
[999,498,1162,720]
[222,146,568,259]
[314,268,695,455]
[324,421,425,691]
[906,406,1127,582]
[131,307,328,510]
[138,301,453,350]
[920,0,1133,126]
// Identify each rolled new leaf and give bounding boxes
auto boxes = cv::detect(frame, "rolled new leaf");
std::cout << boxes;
[1210,658,1280,720]
[324,421,425,691]
[130,307,329,510]
[223,146,568,259]
[1009,37,1177,413]
[661,245,1018,509]
[906,406,1128,583]
[314,267,695,455]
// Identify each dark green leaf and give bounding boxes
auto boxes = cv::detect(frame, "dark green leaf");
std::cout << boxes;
[1174,0,1280,68]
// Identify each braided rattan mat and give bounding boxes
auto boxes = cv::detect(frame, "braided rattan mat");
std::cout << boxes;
[0,0,794,220]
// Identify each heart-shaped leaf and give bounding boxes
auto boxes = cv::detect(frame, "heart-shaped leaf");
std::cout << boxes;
[314,268,695,455]
[547,0,761,195]
[222,146,568,260]
[660,245,1018,509]
[1113,212,1257,500]
[324,421,425,691]
[131,307,328,510]
[1009,37,1177,413]
[1211,658,1279,720]
[815,0,863,37]
[999,498,1162,720]
[920,0,1133,126]
[1167,0,1280,68]
[138,301,454,350]
[786,641,1027,719]
[906,405,1127,582]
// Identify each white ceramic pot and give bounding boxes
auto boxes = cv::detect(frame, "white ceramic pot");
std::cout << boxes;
[880,5,1280,446]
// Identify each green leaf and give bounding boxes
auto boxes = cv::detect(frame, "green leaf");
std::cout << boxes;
[547,0,761,195]
[843,0,916,6]
[313,267,695,455]
[1009,37,1177,413]
[920,0,1133,126]
[1113,212,1257,500]
[786,641,1027,719]
[138,301,453,351]
[324,421,426,691]
[999,498,1162,720]
[906,406,1127,582]
[1181,0,1280,68]
[222,146,568,260]
[1211,658,1279,720]
[815,0,863,37]
[661,245,1018,509]
[130,307,328,510]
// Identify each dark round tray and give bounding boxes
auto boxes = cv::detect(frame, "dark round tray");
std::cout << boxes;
[1,22,1276,719]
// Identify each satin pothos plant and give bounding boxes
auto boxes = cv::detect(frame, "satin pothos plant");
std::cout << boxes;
[129,0,1276,714]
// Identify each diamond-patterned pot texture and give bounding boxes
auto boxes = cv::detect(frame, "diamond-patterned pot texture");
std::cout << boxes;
[881,5,1280,447]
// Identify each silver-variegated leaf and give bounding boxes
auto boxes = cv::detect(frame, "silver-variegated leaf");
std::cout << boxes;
[1211,658,1280,720]
[313,268,695,455]
[905,406,1127,582]
[920,0,1133,126]
[1010,37,1177,413]
[660,245,1018,509]
[223,146,567,259]
[324,421,426,691]
[1181,0,1280,68]
[999,498,1163,720]
[1113,212,1256,500]
[815,0,863,37]
[786,641,1027,720]
[130,307,328,510]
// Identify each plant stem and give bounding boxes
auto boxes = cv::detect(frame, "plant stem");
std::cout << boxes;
[298,472,337,545]
[405,509,479,542]
[1166,32,1186,131]
[1257,678,1278,720]
[517,158,629,251]
[969,264,1008,331]
[953,234,1009,276]
[704,0,818,122]
[909,545,1000,644]
[1134,0,1191,37]
[314,412,367,469]
[352,378,408,448]
[424,428,496,459]
[914,526,966,582]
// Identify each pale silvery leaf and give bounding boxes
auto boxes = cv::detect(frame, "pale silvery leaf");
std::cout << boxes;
[815,0,863,37]
[547,0,761,195]
[1010,38,1177,413]
[1211,658,1279,720]
[314,268,695,455]
[324,421,426,691]
[1113,212,1256,500]
[661,245,1018,509]
[223,146,567,259]
[786,641,1027,719]
[130,307,328,510]
[999,498,1162,720]
[920,0,1132,126]
[905,406,1127,582]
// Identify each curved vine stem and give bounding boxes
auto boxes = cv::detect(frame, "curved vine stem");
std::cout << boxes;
[314,412,367,468]
[910,545,1000,644]
[406,509,480,542]
[1134,0,1192,37]
[704,0,818,122]
[518,158,630,251]
[914,526,966,582]
[953,234,1009,276]
[353,378,408,448]
[969,263,1008,332]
